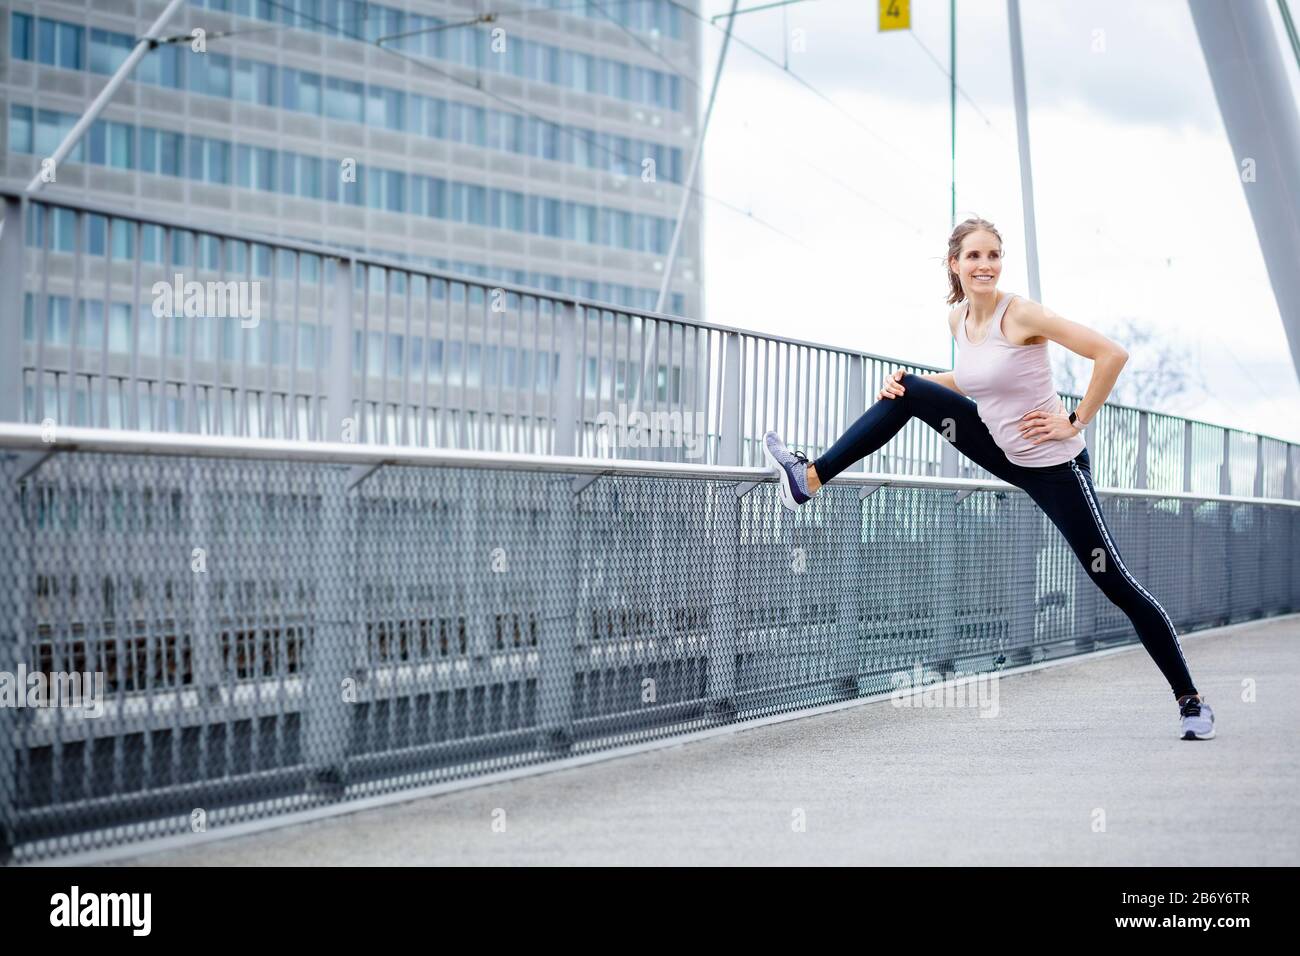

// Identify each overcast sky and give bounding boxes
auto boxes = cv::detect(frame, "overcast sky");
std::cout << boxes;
[695,0,1300,443]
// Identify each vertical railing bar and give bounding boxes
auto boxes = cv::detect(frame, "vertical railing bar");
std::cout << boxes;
[287,252,302,440]
[264,248,277,438]
[577,302,590,456]
[790,348,800,460]
[738,338,748,468]
[688,323,700,462]
[651,314,662,462]
[1254,435,1265,499]
[359,266,371,444]
[401,270,413,447]
[719,331,740,466]
[443,279,455,449]
[603,306,613,455]
[681,321,691,463]
[326,256,354,446]
[525,295,538,455]
[636,310,647,461]
[748,336,759,465]
[380,267,391,445]
[213,239,227,437]
[781,341,790,446]
[703,328,713,464]
[460,282,470,450]
[67,210,84,430]
[439,279,449,450]
[757,335,767,465]
[492,289,505,454]
[1221,428,1232,496]
[235,240,250,437]
[159,226,174,433]
[183,231,200,434]
[477,283,489,452]
[496,291,512,455]
[602,309,616,459]
[544,298,556,454]
[419,273,433,447]
[663,319,673,462]
[312,254,324,440]
[99,216,113,428]
[35,204,52,425]
[812,348,822,462]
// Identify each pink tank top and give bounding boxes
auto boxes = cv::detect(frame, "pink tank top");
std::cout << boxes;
[952,292,1085,467]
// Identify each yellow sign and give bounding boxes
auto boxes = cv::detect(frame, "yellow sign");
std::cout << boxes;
[879,0,910,31]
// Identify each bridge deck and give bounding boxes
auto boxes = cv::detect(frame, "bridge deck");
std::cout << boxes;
[110,615,1300,866]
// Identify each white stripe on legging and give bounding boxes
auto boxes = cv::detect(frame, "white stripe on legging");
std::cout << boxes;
[1069,460,1191,674]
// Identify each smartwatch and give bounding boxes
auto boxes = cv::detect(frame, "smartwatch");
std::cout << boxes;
[1068,411,1086,431]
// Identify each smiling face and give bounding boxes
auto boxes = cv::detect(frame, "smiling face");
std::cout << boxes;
[950,230,1002,296]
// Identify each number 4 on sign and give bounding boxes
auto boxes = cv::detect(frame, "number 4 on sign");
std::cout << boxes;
[879,0,910,31]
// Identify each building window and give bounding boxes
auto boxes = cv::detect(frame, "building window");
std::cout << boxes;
[236,144,277,191]
[38,20,83,70]
[11,12,33,60]
[140,128,183,176]
[233,59,277,106]
[324,77,364,123]
[88,119,134,169]
[89,28,133,74]
[8,104,33,153]
[188,136,231,185]
[281,68,321,114]
[137,44,181,87]
[35,109,82,161]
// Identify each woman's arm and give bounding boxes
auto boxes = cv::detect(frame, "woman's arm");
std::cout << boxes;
[1012,299,1128,423]
[1010,298,1129,443]
[920,370,964,395]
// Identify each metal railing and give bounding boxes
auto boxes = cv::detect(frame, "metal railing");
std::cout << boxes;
[0,424,1296,862]
[3,190,1296,499]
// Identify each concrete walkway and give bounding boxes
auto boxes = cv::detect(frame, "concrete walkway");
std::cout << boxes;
[112,615,1300,866]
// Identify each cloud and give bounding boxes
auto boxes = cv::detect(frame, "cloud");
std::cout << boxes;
[712,0,1222,138]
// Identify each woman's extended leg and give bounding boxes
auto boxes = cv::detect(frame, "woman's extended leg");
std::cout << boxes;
[1021,452,1199,702]
[812,372,1026,486]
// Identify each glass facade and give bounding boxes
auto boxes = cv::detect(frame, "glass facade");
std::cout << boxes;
[185,0,684,108]
[6,1,698,319]
[10,14,684,183]
[11,105,675,255]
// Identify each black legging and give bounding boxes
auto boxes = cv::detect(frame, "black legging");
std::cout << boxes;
[813,372,1197,700]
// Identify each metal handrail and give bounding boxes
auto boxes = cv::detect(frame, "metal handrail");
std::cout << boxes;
[3,424,1296,509]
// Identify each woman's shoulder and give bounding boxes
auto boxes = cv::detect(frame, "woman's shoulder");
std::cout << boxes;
[947,302,965,338]
[1002,293,1049,346]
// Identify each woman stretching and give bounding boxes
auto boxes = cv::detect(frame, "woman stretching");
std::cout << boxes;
[763,217,1214,740]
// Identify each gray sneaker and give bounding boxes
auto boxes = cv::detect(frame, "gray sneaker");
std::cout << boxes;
[763,430,815,511]
[1179,695,1215,740]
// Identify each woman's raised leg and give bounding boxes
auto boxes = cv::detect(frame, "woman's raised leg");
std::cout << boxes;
[812,372,1025,486]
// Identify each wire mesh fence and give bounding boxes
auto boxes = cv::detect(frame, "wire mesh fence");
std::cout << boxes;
[1,427,1295,863]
